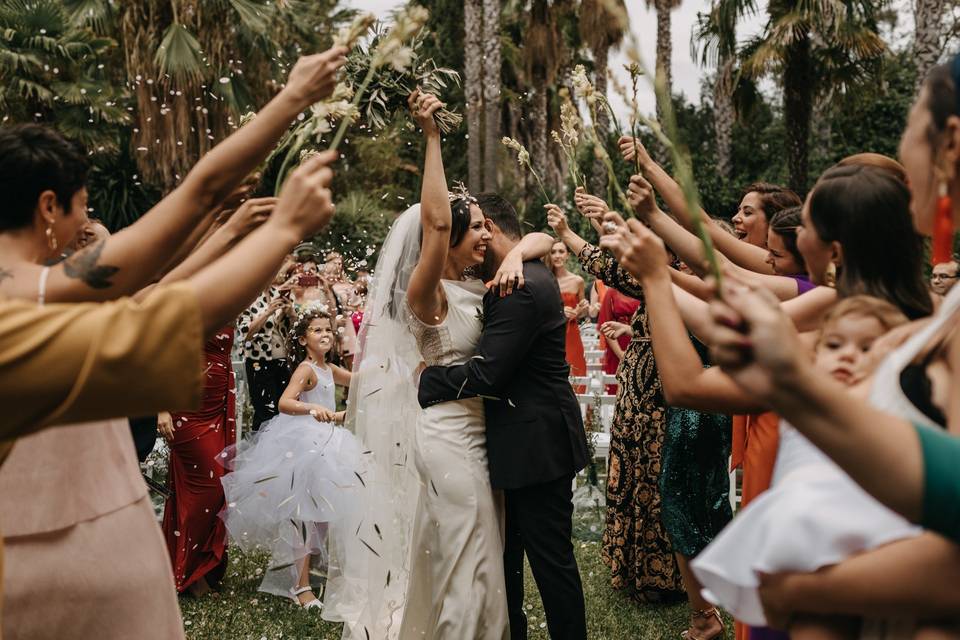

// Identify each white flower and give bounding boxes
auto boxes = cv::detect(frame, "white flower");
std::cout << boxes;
[333,12,376,49]
[501,136,531,168]
[388,46,415,73]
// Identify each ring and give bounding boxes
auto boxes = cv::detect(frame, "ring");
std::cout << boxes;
[603,221,618,234]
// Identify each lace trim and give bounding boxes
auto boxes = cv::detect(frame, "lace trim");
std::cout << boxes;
[404,300,455,367]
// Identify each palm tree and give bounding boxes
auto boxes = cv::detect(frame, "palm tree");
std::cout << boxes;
[646,0,682,163]
[523,0,563,197]
[742,0,885,192]
[481,0,502,191]
[693,0,755,180]
[464,0,483,191]
[116,0,338,190]
[913,0,945,91]
[0,0,128,150]
[580,0,626,196]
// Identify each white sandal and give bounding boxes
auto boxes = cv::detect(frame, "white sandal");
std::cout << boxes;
[290,586,323,611]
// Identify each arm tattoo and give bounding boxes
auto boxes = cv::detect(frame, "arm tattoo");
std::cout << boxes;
[0,267,11,284]
[62,239,120,289]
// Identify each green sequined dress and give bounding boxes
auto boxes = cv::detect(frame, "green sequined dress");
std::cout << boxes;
[659,339,732,557]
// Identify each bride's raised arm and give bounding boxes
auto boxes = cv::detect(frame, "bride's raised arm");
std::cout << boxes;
[406,90,452,325]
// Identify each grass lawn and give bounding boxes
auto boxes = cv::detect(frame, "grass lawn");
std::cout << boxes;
[179,541,732,640]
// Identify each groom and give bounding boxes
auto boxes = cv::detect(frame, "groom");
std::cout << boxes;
[417,193,589,640]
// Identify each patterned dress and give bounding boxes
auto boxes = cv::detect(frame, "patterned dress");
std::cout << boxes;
[578,244,685,603]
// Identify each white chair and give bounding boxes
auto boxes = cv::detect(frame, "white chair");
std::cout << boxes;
[576,393,617,434]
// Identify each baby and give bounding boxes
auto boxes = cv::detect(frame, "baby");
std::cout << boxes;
[693,295,919,640]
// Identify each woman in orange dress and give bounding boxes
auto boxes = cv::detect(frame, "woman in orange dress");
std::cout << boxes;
[547,240,587,377]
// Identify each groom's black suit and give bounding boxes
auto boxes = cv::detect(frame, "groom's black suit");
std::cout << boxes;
[418,259,589,640]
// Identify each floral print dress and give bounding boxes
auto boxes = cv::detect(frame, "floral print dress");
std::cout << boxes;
[578,244,685,603]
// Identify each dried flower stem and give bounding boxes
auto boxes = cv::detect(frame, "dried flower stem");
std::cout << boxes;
[328,63,377,152]
[593,0,722,287]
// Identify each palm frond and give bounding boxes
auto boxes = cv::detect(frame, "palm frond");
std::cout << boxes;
[223,0,274,34]
[154,23,205,83]
[62,0,113,32]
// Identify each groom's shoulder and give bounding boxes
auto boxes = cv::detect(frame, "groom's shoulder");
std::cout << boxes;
[521,259,551,284]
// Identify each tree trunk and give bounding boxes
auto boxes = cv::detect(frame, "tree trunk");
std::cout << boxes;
[914,0,945,92]
[783,33,813,194]
[589,41,609,199]
[464,0,484,192]
[713,57,735,180]
[653,0,673,165]
[529,86,549,203]
[481,0,501,192]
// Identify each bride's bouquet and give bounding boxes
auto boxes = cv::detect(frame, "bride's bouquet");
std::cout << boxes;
[272,8,462,191]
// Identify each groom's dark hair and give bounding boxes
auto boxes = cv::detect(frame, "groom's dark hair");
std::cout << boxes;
[476,193,522,239]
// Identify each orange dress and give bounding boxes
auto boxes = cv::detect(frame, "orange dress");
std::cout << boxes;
[561,291,586,377]
[730,411,782,640]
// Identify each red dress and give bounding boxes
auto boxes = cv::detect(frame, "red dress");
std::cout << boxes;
[162,328,236,592]
[597,289,641,394]
[561,291,586,377]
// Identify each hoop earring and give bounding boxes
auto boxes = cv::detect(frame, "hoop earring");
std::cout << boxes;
[933,181,955,265]
[824,262,837,288]
[45,222,58,253]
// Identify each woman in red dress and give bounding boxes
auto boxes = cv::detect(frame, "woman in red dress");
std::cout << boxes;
[597,288,640,394]
[547,240,587,377]
[160,328,236,596]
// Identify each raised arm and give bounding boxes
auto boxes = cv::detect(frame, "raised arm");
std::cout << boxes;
[626,173,800,300]
[490,231,556,296]
[136,197,279,301]
[618,135,774,275]
[599,217,766,414]
[406,91,453,325]
[28,48,346,304]
[188,152,337,334]
[545,204,645,300]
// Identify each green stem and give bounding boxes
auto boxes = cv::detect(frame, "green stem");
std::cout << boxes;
[274,122,312,194]
[527,164,551,204]
[328,61,379,153]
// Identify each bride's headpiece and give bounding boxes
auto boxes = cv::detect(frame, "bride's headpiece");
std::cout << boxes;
[448,180,478,206]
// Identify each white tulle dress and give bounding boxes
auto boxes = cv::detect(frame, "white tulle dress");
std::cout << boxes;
[691,419,922,627]
[219,361,365,599]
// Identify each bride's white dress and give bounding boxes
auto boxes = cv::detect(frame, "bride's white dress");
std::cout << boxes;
[399,278,509,640]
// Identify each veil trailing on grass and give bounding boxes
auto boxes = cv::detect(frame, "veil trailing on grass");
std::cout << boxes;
[322,205,424,640]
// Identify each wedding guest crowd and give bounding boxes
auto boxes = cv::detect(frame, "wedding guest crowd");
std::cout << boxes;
[2,26,960,640]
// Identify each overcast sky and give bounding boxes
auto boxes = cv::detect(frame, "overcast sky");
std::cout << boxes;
[346,0,916,121]
[347,0,768,119]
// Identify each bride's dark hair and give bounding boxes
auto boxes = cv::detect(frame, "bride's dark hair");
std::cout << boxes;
[448,197,473,247]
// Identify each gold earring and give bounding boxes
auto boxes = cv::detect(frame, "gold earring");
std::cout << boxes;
[45,222,58,252]
[825,262,837,288]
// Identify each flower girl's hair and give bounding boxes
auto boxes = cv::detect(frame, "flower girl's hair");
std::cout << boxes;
[289,308,337,365]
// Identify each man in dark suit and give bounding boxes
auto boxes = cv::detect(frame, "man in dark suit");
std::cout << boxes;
[417,193,590,640]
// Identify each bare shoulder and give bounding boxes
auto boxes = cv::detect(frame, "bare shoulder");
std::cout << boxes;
[293,362,318,390]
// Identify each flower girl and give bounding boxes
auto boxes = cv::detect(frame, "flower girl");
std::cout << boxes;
[220,308,362,610]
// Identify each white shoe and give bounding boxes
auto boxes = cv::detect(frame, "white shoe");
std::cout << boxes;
[290,586,323,611]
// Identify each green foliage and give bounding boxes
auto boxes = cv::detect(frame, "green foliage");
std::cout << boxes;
[86,132,162,231]
[308,190,398,273]
[0,0,128,150]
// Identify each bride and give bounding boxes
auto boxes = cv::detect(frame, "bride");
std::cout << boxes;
[323,91,553,639]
